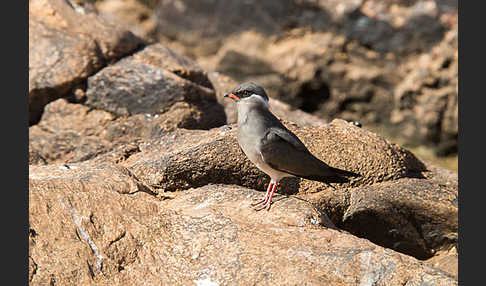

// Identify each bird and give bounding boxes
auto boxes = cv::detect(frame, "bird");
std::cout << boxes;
[224,82,359,211]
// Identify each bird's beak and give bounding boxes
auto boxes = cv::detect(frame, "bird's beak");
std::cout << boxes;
[224,93,240,101]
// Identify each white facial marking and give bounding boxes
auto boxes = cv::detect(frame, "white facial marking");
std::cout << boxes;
[246,93,269,108]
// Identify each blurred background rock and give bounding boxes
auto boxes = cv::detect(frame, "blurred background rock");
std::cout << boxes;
[73,0,457,171]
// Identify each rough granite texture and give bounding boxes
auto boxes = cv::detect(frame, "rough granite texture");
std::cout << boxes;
[29,164,456,285]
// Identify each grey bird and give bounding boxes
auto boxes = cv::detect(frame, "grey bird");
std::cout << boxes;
[224,82,359,211]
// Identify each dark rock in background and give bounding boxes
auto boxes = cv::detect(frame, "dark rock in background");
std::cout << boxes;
[143,0,458,157]
[29,0,143,125]
[84,43,225,127]
[391,27,458,155]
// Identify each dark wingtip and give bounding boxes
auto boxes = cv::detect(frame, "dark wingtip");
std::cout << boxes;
[330,167,360,178]
[301,174,351,184]
[326,176,351,183]
[311,167,360,183]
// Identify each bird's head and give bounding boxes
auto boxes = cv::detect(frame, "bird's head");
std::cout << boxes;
[224,82,269,108]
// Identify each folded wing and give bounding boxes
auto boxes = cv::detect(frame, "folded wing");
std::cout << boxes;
[259,127,358,183]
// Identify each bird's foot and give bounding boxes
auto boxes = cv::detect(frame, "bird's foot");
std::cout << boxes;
[253,200,272,211]
[251,196,271,211]
[250,182,273,208]
[250,181,278,211]
[250,198,268,207]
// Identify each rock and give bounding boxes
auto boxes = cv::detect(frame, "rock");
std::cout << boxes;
[130,43,213,89]
[94,0,157,41]
[345,1,445,54]
[29,146,47,166]
[425,247,458,279]
[28,162,154,285]
[391,26,458,155]
[165,184,338,230]
[29,0,143,125]
[29,98,222,164]
[327,177,457,260]
[124,119,423,192]
[84,43,225,128]
[29,99,115,164]
[119,119,457,259]
[30,41,232,165]
[154,0,331,53]
[29,163,457,284]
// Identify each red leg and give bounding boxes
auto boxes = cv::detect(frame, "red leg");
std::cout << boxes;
[251,182,273,207]
[254,182,278,211]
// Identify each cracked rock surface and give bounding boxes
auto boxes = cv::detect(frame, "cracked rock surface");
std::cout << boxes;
[29,166,456,285]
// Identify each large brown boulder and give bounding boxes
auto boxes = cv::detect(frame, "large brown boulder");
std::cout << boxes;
[120,119,456,262]
[122,119,424,192]
[29,0,143,125]
[29,163,456,285]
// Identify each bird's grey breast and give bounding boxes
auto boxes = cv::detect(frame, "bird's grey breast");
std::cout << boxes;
[236,105,268,164]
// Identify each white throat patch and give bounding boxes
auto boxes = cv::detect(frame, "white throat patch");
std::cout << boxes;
[246,93,270,108]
